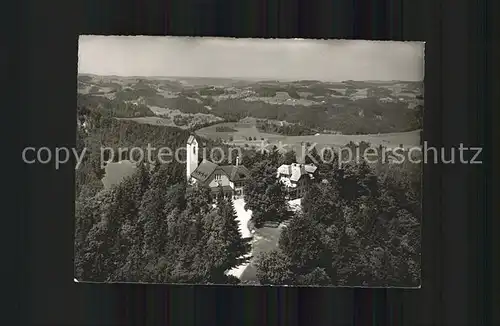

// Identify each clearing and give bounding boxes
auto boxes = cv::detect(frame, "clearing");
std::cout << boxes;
[101,160,137,189]
[197,121,422,158]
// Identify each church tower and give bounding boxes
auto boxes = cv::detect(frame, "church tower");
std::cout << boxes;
[186,135,199,182]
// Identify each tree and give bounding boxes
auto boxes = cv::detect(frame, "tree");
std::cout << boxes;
[163,183,187,215]
[243,160,276,211]
[185,184,213,216]
[209,196,252,270]
[255,249,294,285]
[74,191,103,279]
[244,159,290,227]
[124,162,150,203]
[314,148,338,181]
[279,150,296,165]
[75,163,152,282]
[108,165,152,282]
[267,146,281,167]
[255,154,421,287]
[77,188,122,282]
[301,182,342,225]
[331,160,379,202]
[78,220,111,281]
[261,181,291,224]
[296,267,332,286]
[105,172,150,282]
[139,165,170,260]
[304,145,322,165]
[279,214,328,274]
[171,210,207,283]
[175,192,251,284]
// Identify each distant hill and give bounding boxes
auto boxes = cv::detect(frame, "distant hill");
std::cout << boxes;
[77,74,423,135]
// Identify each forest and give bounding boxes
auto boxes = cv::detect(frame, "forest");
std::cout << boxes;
[75,96,421,286]
[75,132,421,286]
[251,157,420,286]
[75,162,252,283]
[241,147,421,286]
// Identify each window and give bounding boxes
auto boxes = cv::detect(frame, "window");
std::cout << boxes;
[193,146,195,154]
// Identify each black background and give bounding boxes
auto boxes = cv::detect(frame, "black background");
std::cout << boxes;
[11,0,498,324]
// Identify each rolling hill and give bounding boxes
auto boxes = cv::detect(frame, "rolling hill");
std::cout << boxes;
[77,74,423,135]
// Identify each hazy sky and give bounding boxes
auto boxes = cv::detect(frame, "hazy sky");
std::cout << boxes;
[78,36,424,82]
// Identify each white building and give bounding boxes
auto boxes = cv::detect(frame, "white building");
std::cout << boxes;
[276,163,317,199]
[186,135,200,182]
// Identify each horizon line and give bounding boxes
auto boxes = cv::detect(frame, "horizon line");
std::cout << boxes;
[77,73,423,83]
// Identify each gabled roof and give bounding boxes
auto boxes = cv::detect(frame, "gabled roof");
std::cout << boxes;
[277,163,317,183]
[220,165,251,182]
[304,164,317,174]
[190,159,218,182]
[277,164,291,175]
[187,135,197,145]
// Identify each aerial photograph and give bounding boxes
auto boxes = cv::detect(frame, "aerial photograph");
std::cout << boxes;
[75,36,423,287]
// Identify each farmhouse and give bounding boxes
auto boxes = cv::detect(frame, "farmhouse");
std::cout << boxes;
[186,135,250,198]
[276,163,317,199]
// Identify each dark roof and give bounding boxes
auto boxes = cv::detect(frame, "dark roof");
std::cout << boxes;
[220,165,251,182]
[191,159,250,183]
[190,160,218,182]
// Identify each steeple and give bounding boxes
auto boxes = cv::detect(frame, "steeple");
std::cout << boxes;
[186,135,199,182]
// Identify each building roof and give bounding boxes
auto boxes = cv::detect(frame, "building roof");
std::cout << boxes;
[277,163,317,183]
[219,165,251,182]
[277,164,291,175]
[191,161,250,184]
[187,135,197,145]
[304,164,317,174]
[190,159,218,182]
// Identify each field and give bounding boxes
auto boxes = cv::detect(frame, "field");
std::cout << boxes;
[101,161,137,189]
[274,130,421,149]
[116,107,223,130]
[197,121,422,153]
[195,122,279,141]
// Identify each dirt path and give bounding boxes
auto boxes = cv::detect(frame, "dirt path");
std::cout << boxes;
[229,198,302,283]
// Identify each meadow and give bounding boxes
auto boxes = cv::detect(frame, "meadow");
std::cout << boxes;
[196,121,422,152]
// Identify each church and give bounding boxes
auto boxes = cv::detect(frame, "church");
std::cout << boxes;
[186,135,251,198]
